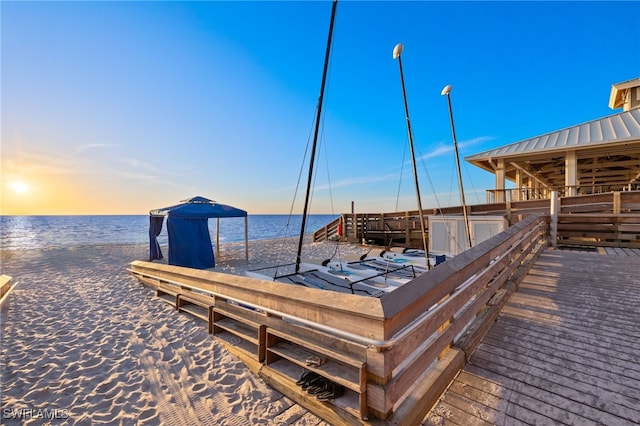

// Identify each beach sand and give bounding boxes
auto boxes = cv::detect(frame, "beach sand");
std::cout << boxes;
[0,238,374,425]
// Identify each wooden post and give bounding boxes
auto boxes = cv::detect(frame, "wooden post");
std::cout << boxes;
[244,216,249,261]
[550,190,558,248]
[366,214,371,244]
[349,204,355,242]
[496,159,506,202]
[405,211,410,245]
[515,169,523,201]
[613,191,621,214]
[565,151,577,197]
[351,213,360,243]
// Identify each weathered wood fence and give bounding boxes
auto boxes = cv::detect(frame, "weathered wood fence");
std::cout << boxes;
[129,214,547,424]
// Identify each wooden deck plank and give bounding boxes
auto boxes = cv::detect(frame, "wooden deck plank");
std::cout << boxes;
[457,369,599,426]
[425,248,640,426]
[483,324,640,389]
[604,247,640,256]
[463,362,602,425]
[472,343,640,420]
[502,294,640,341]
[426,392,495,426]
[422,401,467,426]
[428,380,515,425]
[451,371,562,426]
[493,323,640,371]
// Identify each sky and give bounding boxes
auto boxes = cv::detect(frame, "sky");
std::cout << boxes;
[1,1,639,216]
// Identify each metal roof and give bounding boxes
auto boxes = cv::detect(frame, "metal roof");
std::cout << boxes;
[609,77,640,109]
[465,108,640,162]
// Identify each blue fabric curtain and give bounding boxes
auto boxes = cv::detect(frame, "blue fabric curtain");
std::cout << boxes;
[149,216,164,261]
[167,217,215,269]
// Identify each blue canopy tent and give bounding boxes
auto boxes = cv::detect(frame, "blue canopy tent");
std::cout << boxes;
[149,196,248,269]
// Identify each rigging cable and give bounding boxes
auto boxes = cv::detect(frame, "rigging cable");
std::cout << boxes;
[314,13,359,267]
[461,149,499,240]
[394,141,409,213]
[271,107,321,278]
[414,143,462,253]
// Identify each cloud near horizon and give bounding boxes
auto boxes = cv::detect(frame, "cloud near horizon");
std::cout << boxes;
[75,143,114,154]
[416,135,495,163]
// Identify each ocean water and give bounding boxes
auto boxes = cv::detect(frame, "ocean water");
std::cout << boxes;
[0,215,338,251]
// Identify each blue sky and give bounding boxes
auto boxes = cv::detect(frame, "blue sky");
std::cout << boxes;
[2,1,639,215]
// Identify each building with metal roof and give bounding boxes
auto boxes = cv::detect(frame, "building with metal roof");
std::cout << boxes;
[465,78,640,202]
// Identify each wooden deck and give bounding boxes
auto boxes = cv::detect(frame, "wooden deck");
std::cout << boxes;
[424,247,640,425]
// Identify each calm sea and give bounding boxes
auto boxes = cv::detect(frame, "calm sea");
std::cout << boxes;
[0,215,338,251]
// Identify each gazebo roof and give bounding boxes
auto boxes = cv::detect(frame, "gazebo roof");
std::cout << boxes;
[150,196,247,219]
[148,196,249,268]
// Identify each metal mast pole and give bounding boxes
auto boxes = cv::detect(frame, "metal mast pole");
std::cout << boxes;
[442,85,472,249]
[295,0,338,274]
[393,43,431,270]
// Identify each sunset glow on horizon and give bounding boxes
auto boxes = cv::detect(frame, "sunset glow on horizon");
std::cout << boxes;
[1,169,167,215]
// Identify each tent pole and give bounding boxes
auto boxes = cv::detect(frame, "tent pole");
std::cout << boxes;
[244,216,249,261]
[216,218,220,259]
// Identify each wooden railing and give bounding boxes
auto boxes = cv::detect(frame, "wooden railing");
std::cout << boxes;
[557,214,640,248]
[486,187,557,203]
[311,215,342,242]
[312,211,427,247]
[485,185,640,203]
[314,191,640,249]
[129,214,548,424]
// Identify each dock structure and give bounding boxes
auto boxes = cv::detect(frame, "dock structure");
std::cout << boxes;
[129,214,548,424]
[425,247,640,425]
[129,191,640,424]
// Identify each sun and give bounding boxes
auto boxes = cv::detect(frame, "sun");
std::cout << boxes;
[9,181,30,194]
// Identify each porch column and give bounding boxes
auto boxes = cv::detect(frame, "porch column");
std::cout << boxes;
[565,150,578,196]
[495,159,505,202]
[515,168,523,201]
[524,177,531,200]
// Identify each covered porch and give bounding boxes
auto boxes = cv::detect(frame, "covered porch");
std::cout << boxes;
[466,79,640,202]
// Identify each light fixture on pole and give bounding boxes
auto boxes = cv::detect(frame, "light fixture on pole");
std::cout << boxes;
[393,43,431,269]
[441,84,472,249]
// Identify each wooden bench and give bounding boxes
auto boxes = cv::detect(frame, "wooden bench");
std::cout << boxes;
[155,280,180,308]
[212,308,267,364]
[177,290,216,332]
[0,275,13,307]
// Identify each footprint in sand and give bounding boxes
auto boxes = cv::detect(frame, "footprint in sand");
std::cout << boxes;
[191,382,208,395]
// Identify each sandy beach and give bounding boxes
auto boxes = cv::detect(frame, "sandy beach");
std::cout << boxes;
[0,238,373,425]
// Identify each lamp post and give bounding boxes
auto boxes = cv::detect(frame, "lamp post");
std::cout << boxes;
[441,84,472,249]
[393,43,431,269]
